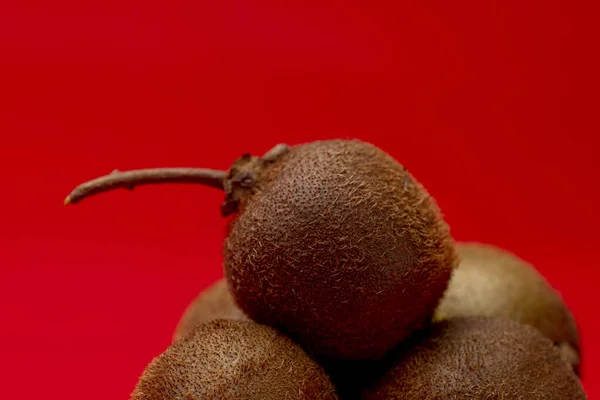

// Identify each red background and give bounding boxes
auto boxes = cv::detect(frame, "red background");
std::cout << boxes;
[1,0,598,398]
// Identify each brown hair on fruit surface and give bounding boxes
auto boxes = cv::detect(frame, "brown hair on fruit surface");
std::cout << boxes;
[362,317,586,400]
[65,139,458,360]
[434,242,582,375]
[131,319,339,400]
[173,278,248,343]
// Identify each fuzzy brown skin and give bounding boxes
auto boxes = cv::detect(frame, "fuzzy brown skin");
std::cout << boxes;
[131,319,339,400]
[362,317,587,400]
[172,278,248,343]
[434,242,581,374]
[224,139,458,360]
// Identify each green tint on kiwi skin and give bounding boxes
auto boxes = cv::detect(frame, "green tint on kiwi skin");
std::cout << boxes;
[434,242,581,375]
[131,319,339,400]
[173,278,248,343]
[361,317,587,400]
[64,139,458,361]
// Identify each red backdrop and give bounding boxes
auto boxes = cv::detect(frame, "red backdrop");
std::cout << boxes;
[1,0,598,398]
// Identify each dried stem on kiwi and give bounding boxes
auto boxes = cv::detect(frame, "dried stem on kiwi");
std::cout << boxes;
[63,144,291,207]
[64,168,226,205]
[261,143,291,162]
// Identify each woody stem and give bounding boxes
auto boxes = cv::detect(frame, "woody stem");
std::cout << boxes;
[64,168,226,205]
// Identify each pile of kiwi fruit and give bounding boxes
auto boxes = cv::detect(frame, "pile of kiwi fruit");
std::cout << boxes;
[65,139,587,399]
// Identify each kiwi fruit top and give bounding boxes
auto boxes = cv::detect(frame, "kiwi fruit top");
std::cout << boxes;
[362,316,587,400]
[173,278,247,342]
[131,319,339,400]
[434,242,581,374]
[65,139,458,360]
[224,139,457,360]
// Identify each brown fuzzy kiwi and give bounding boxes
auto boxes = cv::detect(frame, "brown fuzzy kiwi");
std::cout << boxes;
[131,319,339,400]
[224,140,457,359]
[434,242,581,374]
[173,278,247,342]
[362,316,587,400]
[65,139,458,360]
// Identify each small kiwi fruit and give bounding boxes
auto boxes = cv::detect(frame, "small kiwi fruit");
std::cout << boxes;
[434,242,581,374]
[362,316,587,400]
[173,278,247,342]
[65,139,458,360]
[131,319,339,399]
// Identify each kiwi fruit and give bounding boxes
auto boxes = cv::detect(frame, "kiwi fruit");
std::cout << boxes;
[65,139,458,360]
[131,319,339,399]
[362,316,587,400]
[434,242,581,374]
[173,278,247,342]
